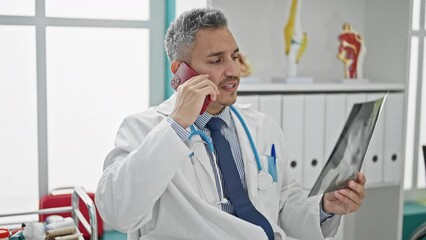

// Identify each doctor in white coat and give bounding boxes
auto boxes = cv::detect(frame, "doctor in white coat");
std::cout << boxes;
[95,8,366,240]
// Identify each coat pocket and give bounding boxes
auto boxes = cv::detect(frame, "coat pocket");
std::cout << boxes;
[257,181,280,221]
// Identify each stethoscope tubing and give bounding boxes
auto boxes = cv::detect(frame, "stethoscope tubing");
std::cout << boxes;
[229,105,263,171]
[188,105,262,172]
[187,105,273,201]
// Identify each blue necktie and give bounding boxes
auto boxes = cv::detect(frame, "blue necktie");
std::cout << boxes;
[206,117,274,240]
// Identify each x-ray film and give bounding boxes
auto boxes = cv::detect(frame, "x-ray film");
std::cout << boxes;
[308,93,387,197]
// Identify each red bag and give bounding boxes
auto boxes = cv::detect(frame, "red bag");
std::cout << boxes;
[39,189,103,239]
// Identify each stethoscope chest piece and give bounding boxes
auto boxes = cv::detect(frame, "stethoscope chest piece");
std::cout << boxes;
[257,171,273,190]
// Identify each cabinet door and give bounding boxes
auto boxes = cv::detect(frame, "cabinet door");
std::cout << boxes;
[303,94,325,190]
[282,95,304,185]
[383,93,404,183]
[236,95,259,110]
[364,93,386,185]
[259,95,282,126]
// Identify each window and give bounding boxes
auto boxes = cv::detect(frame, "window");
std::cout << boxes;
[45,0,150,20]
[46,27,150,191]
[0,25,38,223]
[0,0,165,222]
[0,0,35,16]
[405,0,426,198]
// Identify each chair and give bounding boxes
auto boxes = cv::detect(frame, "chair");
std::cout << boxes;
[410,222,426,240]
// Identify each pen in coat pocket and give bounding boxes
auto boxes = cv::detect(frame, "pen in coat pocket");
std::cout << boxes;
[271,144,276,165]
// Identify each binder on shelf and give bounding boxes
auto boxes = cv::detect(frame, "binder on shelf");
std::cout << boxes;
[325,94,347,160]
[282,95,304,184]
[303,95,326,190]
[383,93,404,183]
[259,95,282,126]
[363,93,385,185]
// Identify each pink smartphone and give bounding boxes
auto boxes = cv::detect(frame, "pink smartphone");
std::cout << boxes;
[171,63,211,114]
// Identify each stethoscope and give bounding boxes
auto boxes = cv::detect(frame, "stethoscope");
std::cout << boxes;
[188,105,273,206]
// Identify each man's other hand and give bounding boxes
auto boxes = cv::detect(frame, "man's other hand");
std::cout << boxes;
[323,172,366,215]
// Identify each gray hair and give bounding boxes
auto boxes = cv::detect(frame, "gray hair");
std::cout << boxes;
[164,8,228,63]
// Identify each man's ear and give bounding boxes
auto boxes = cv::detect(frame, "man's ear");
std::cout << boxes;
[170,61,183,74]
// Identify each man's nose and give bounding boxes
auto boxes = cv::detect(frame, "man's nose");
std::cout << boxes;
[224,59,239,77]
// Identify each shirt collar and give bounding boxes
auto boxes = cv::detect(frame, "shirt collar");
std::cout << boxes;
[195,106,232,130]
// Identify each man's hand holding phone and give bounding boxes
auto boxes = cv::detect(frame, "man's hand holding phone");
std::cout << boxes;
[170,63,219,128]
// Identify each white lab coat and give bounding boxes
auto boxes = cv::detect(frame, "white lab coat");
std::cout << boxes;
[95,94,341,240]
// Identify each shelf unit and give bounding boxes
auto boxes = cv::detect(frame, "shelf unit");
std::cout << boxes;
[210,0,410,239]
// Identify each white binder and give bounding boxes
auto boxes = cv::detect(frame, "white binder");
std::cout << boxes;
[325,94,347,161]
[303,94,325,190]
[259,95,282,126]
[364,93,386,185]
[282,95,304,184]
[383,93,404,183]
[236,95,259,111]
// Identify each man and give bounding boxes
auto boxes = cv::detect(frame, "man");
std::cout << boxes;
[95,8,366,240]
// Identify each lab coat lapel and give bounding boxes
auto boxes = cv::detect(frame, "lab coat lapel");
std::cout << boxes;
[231,107,258,206]
[156,93,217,190]
[189,132,218,186]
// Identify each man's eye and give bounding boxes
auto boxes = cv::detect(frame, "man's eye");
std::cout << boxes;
[232,55,240,61]
[210,59,221,64]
